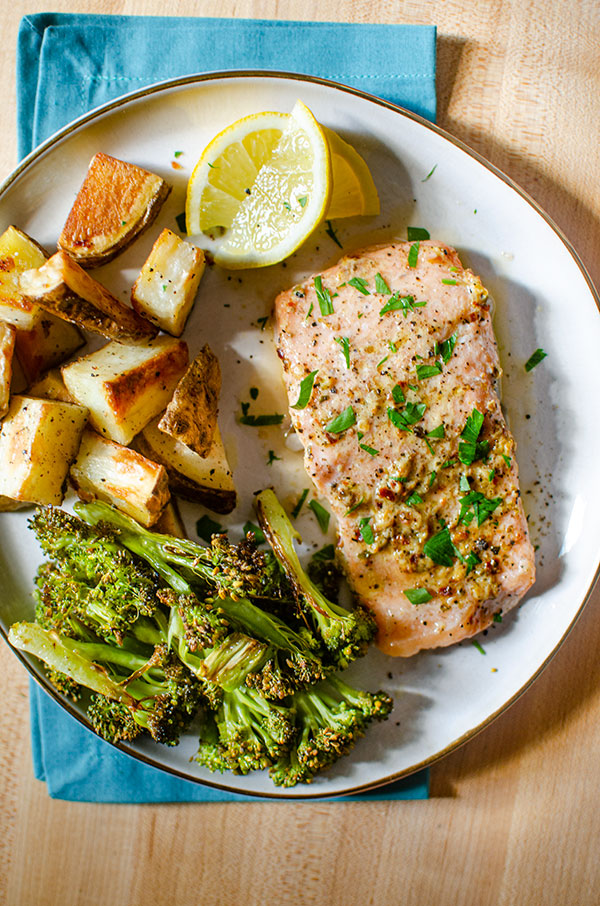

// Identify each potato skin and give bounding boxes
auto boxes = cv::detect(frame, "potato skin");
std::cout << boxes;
[158,344,221,456]
[58,152,171,268]
[20,250,157,344]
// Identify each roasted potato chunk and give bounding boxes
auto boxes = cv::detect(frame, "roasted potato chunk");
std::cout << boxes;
[15,311,84,384]
[0,321,16,417]
[70,428,170,527]
[158,344,220,456]
[0,225,47,329]
[131,228,205,336]
[136,417,236,514]
[27,368,74,403]
[0,395,88,505]
[58,152,171,267]
[62,336,189,445]
[19,250,157,343]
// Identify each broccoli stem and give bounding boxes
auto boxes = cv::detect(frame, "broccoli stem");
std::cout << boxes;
[75,501,221,593]
[9,622,135,704]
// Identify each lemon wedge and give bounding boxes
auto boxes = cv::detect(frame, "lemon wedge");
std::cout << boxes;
[324,127,380,219]
[185,111,289,236]
[185,102,379,269]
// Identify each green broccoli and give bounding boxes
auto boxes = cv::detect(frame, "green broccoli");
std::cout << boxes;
[76,502,327,698]
[31,508,159,643]
[9,622,202,746]
[195,686,296,775]
[255,489,377,668]
[269,674,393,787]
[75,500,290,603]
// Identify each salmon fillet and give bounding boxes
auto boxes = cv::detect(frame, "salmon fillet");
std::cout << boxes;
[273,240,536,656]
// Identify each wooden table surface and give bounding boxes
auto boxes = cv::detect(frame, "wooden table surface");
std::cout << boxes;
[1,2,599,904]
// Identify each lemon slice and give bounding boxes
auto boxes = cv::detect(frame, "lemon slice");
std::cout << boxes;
[185,111,289,235]
[210,101,332,269]
[325,127,380,219]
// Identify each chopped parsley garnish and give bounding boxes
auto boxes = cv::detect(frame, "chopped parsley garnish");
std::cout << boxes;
[348,276,370,295]
[334,336,351,368]
[440,458,457,469]
[421,165,437,183]
[377,356,389,369]
[428,470,437,487]
[312,543,336,563]
[375,272,391,294]
[416,361,443,380]
[492,612,503,623]
[207,161,218,169]
[283,201,291,211]
[239,411,284,426]
[326,405,356,434]
[243,521,266,544]
[392,383,406,404]
[407,226,431,241]
[309,499,331,533]
[488,468,496,482]
[291,488,309,518]
[249,387,259,400]
[291,369,318,410]
[442,278,458,285]
[502,454,512,467]
[256,316,269,330]
[325,220,343,248]
[423,527,457,567]
[435,332,457,364]
[458,408,489,464]
[427,423,445,439]
[458,491,503,526]
[298,195,308,207]
[407,241,420,268]
[345,498,364,515]
[175,211,187,232]
[305,302,314,319]
[379,293,427,317]
[358,516,375,545]
[459,474,471,492]
[174,150,183,158]
[465,551,480,575]
[525,348,547,372]
[404,587,432,605]
[405,492,423,507]
[471,640,486,655]
[266,450,281,466]
[314,275,334,316]
[387,402,426,432]
[196,515,224,542]
[359,441,379,456]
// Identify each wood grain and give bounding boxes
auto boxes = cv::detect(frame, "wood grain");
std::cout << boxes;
[2,2,600,904]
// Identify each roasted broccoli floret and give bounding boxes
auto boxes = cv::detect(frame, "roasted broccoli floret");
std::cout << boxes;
[194,686,296,775]
[31,508,160,644]
[255,489,377,668]
[308,544,343,602]
[75,503,328,698]
[76,500,290,603]
[13,499,392,788]
[269,674,393,787]
[88,697,143,743]
[9,623,203,747]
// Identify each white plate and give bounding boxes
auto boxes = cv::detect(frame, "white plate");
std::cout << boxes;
[1,72,599,799]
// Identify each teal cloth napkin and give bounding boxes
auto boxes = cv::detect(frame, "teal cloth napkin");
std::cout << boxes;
[18,13,436,802]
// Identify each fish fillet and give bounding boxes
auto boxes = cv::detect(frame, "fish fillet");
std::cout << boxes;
[273,240,536,656]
